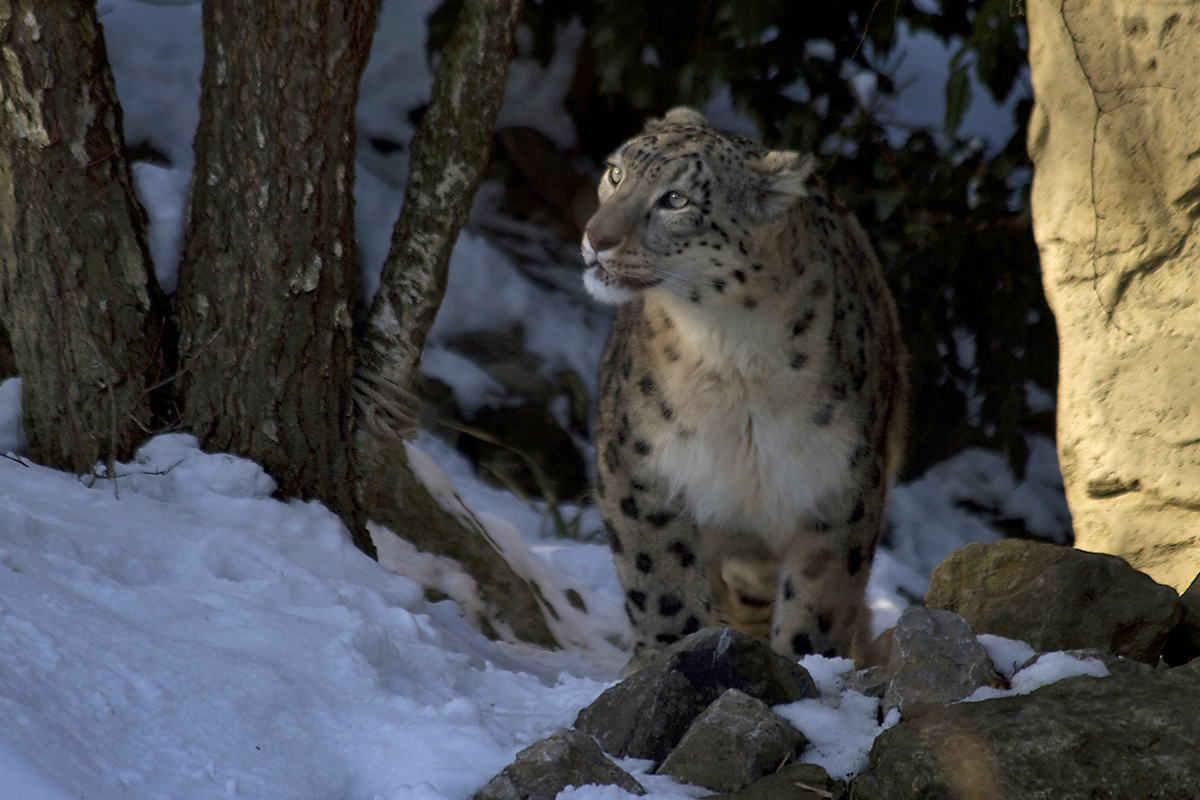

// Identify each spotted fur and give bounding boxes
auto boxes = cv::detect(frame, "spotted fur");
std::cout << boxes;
[584,108,908,666]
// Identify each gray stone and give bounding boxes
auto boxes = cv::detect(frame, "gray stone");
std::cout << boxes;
[926,539,1182,664]
[656,689,806,793]
[1016,648,1154,678]
[1163,572,1200,667]
[473,728,644,800]
[707,763,846,800]
[575,628,817,763]
[841,666,888,699]
[848,660,1200,800]
[882,606,1004,717]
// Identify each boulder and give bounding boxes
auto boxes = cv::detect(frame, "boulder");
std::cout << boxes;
[655,689,806,792]
[709,763,846,800]
[848,661,1200,800]
[926,539,1181,664]
[1019,648,1153,678]
[574,628,816,763]
[882,607,1004,717]
[1163,573,1200,667]
[1026,0,1200,592]
[473,728,644,800]
[841,666,888,699]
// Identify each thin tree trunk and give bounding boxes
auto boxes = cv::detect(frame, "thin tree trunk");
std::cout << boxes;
[355,0,524,418]
[0,1,165,473]
[0,323,15,381]
[355,0,559,646]
[176,0,376,553]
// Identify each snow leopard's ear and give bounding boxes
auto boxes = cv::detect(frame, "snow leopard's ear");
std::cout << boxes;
[645,106,709,132]
[741,150,814,220]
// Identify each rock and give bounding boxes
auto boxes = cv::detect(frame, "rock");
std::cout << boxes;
[574,628,817,763]
[849,660,1200,800]
[841,666,888,699]
[656,689,806,792]
[1163,573,1200,667]
[363,441,558,647]
[1026,0,1200,592]
[1018,648,1154,678]
[926,539,1181,664]
[882,607,1004,717]
[708,763,847,800]
[439,321,589,504]
[473,728,645,800]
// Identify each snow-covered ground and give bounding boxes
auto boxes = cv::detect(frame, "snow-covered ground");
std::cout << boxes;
[0,3,1068,798]
[0,387,1086,799]
[0,429,609,800]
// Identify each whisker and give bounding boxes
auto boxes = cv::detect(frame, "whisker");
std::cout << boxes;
[649,275,701,296]
[648,267,708,287]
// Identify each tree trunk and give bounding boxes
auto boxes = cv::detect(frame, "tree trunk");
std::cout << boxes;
[0,323,15,381]
[175,0,376,553]
[0,1,165,473]
[1026,0,1200,590]
[355,0,558,646]
[355,0,524,418]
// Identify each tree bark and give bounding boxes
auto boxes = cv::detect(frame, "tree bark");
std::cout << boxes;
[1027,0,1200,590]
[0,322,15,381]
[0,1,165,473]
[356,0,524,426]
[355,0,558,646]
[176,0,376,552]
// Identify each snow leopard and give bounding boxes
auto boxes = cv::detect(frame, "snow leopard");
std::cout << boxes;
[583,107,907,666]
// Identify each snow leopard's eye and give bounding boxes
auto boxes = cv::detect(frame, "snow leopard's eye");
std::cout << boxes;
[607,164,623,186]
[659,190,689,209]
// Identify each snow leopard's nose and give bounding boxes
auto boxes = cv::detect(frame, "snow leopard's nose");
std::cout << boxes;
[585,227,621,253]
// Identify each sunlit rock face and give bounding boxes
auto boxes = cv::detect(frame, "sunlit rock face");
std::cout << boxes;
[1026,0,1200,591]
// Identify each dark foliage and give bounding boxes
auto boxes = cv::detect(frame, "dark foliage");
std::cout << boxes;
[445,0,1054,480]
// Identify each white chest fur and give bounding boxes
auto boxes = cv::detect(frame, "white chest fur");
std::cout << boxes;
[643,296,857,549]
